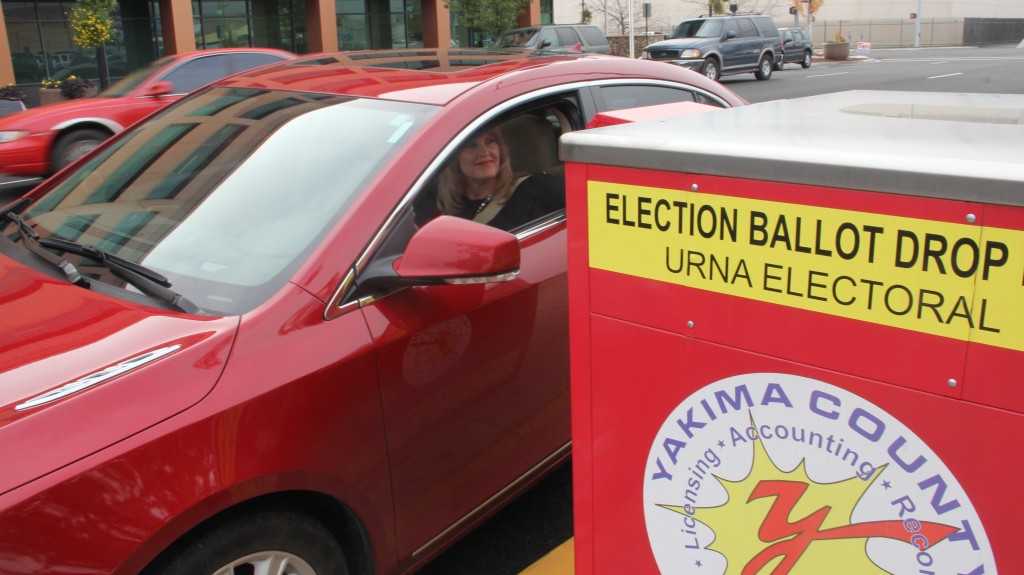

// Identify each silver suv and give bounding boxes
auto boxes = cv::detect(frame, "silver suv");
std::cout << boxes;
[495,24,610,54]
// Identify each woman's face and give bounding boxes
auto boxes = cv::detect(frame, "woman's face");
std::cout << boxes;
[458,131,501,186]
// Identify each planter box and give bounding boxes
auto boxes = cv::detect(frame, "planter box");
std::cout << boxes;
[38,88,63,106]
[823,41,850,60]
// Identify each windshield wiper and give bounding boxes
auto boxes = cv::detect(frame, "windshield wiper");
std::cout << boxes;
[5,212,87,286]
[38,236,201,315]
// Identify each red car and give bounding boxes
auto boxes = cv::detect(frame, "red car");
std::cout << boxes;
[0,49,744,574]
[0,48,295,176]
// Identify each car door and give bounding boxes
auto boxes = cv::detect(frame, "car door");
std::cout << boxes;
[734,18,761,69]
[718,20,745,72]
[359,93,582,566]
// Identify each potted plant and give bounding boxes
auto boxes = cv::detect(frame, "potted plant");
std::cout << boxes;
[60,75,97,99]
[823,31,849,60]
[39,78,63,106]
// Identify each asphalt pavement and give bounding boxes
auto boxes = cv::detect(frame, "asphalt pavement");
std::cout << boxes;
[415,462,574,574]
[0,175,42,204]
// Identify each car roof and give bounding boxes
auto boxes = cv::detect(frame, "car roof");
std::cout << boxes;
[218,48,740,106]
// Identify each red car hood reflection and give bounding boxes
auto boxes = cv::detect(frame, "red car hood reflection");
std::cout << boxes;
[0,260,238,496]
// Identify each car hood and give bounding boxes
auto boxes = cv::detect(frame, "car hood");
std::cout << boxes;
[0,96,127,130]
[645,37,717,51]
[0,258,239,495]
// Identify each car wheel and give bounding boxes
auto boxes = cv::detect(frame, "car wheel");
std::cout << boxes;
[701,58,720,82]
[141,510,350,575]
[51,128,108,173]
[754,55,773,80]
[801,50,813,68]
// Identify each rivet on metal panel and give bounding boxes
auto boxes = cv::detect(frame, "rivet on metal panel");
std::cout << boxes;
[966,214,977,224]
[687,321,695,328]
[947,378,958,388]
[691,184,699,192]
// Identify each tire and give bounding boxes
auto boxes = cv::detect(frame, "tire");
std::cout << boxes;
[51,128,108,173]
[754,55,773,80]
[801,50,813,68]
[701,58,720,82]
[142,510,350,575]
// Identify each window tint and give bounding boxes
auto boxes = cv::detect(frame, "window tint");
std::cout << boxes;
[578,27,607,46]
[555,28,580,47]
[723,20,738,37]
[161,55,233,94]
[230,52,289,74]
[754,17,780,37]
[538,28,558,48]
[597,85,696,111]
[737,19,757,38]
[694,93,727,108]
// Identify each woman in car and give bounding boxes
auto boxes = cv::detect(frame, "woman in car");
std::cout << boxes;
[419,126,564,231]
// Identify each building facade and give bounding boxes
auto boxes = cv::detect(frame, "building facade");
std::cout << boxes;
[0,0,548,89]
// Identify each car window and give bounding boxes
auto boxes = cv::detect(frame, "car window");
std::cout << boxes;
[754,17,780,37]
[723,20,738,37]
[578,27,607,46]
[21,88,437,315]
[595,84,696,111]
[538,28,559,49]
[555,28,581,47]
[230,52,289,74]
[671,19,723,39]
[160,54,234,94]
[405,94,581,240]
[737,19,757,38]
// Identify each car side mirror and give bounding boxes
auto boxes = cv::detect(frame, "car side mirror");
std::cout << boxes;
[784,38,793,45]
[539,39,552,49]
[143,81,173,97]
[726,31,737,39]
[357,215,521,292]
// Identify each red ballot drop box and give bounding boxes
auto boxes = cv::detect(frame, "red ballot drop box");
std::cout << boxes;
[562,91,1024,575]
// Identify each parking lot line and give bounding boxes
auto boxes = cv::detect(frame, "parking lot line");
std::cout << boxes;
[519,538,574,575]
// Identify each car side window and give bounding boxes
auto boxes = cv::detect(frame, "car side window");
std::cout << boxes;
[737,19,758,38]
[538,28,558,49]
[555,28,581,47]
[578,27,606,46]
[160,55,232,94]
[230,52,288,74]
[408,96,581,235]
[594,85,695,111]
[723,20,739,38]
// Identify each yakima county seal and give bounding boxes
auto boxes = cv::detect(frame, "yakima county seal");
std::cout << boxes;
[643,373,994,575]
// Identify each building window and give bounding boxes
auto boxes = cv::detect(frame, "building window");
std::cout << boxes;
[193,0,307,53]
[3,0,159,86]
[337,0,420,50]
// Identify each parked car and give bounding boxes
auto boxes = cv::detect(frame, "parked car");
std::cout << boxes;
[776,26,813,69]
[495,24,610,54]
[0,48,744,574]
[642,14,783,81]
[0,48,296,176]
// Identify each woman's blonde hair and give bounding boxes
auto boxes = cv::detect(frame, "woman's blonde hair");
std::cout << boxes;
[437,127,515,216]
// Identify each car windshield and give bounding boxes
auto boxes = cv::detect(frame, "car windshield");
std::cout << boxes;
[496,29,538,48]
[670,19,723,39]
[16,87,437,315]
[99,56,176,98]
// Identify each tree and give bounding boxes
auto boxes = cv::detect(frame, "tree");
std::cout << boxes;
[446,0,532,40]
[68,0,116,90]
[792,0,824,46]
[594,0,671,35]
